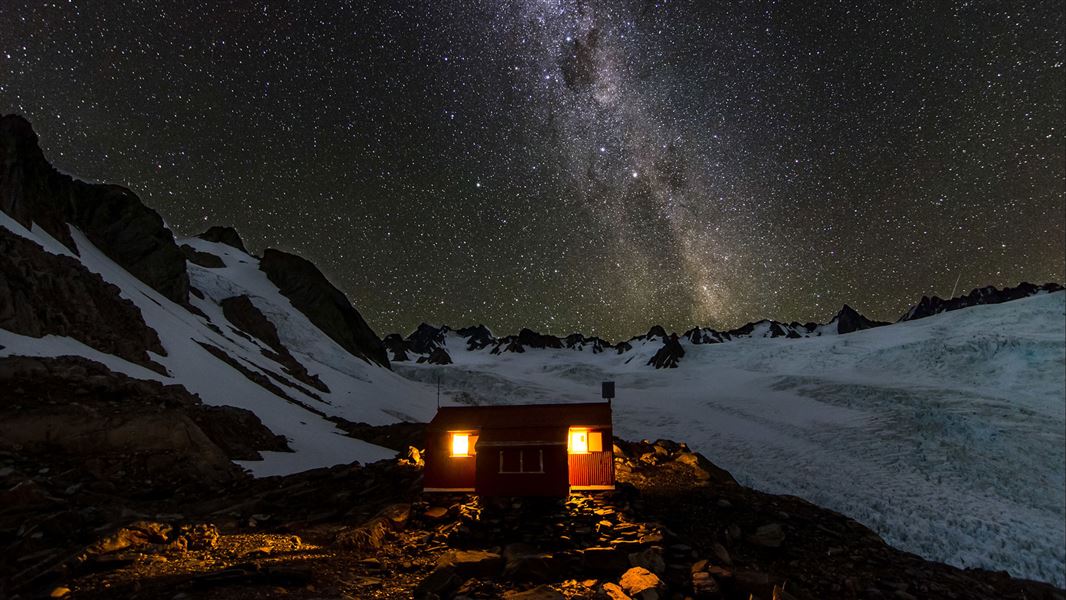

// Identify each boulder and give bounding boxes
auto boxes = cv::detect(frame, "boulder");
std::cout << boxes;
[619,567,665,599]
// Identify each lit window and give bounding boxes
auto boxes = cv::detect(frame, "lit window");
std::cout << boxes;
[451,433,470,456]
[569,429,589,454]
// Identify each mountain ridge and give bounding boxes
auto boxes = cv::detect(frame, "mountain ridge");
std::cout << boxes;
[383,281,1063,368]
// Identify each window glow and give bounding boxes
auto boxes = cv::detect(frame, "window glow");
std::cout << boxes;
[451,433,470,456]
[569,429,589,454]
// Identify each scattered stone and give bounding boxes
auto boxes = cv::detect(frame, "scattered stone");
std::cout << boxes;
[49,586,71,598]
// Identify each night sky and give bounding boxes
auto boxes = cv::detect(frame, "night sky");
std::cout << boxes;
[1,1,1063,340]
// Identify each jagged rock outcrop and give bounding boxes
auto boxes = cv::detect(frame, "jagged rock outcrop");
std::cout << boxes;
[417,347,453,365]
[0,356,288,483]
[833,304,889,334]
[197,225,248,253]
[407,323,449,354]
[220,294,329,392]
[0,227,166,372]
[900,282,1064,321]
[258,248,390,368]
[383,333,411,362]
[180,244,225,268]
[647,334,685,369]
[456,324,495,350]
[0,114,190,305]
[514,328,565,350]
[564,333,611,353]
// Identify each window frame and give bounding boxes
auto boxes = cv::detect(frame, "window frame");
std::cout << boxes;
[449,431,476,457]
[498,448,545,474]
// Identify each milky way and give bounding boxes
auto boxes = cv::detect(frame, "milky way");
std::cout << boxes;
[1,1,1062,340]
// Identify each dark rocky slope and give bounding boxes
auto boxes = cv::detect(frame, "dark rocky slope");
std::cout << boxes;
[0,114,189,305]
[0,228,166,372]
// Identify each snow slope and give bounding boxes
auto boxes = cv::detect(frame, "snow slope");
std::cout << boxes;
[396,292,1066,586]
[0,212,437,476]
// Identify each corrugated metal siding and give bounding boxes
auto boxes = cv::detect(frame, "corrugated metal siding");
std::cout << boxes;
[568,450,613,486]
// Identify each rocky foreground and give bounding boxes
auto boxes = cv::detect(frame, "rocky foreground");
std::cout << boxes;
[2,372,1064,600]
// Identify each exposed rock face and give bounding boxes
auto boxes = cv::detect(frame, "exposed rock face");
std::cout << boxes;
[180,244,225,268]
[197,225,248,253]
[383,333,411,361]
[0,114,189,304]
[564,333,611,353]
[900,282,1064,321]
[645,325,668,339]
[407,322,448,354]
[491,328,565,354]
[0,228,166,372]
[416,347,453,365]
[456,324,495,350]
[647,334,685,369]
[220,294,329,392]
[0,356,288,483]
[833,304,889,334]
[258,248,390,368]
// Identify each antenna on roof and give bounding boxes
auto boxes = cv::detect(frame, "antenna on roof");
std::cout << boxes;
[949,271,962,299]
[602,381,615,406]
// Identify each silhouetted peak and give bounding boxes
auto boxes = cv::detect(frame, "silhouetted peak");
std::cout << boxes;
[197,226,248,253]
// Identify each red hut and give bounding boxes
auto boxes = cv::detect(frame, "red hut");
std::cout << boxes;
[423,402,614,497]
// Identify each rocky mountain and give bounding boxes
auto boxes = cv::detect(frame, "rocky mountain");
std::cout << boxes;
[0,115,189,305]
[900,281,1064,321]
[384,282,1057,369]
[0,114,434,477]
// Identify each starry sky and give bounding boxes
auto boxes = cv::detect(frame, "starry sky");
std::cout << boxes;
[1,1,1063,340]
